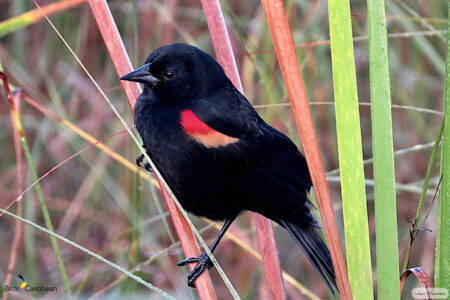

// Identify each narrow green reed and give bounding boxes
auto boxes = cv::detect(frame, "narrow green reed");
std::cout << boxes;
[435,3,450,289]
[0,63,70,295]
[125,4,141,291]
[368,0,400,298]
[327,0,374,298]
[121,154,142,294]
[148,178,177,244]
[403,120,443,272]
[5,103,72,296]
[386,2,445,76]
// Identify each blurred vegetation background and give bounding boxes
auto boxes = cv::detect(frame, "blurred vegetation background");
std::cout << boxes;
[0,0,447,299]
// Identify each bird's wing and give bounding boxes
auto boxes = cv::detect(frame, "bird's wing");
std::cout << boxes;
[179,89,318,231]
[185,88,263,139]
[181,88,313,203]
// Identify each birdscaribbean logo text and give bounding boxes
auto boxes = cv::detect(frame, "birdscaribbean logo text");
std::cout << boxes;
[3,275,57,295]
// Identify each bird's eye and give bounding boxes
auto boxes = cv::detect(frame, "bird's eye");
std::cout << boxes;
[163,71,175,80]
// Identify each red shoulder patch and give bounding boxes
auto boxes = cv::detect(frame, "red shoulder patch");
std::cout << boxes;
[180,109,239,148]
[180,109,214,135]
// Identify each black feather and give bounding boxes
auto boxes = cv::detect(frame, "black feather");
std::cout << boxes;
[279,219,338,293]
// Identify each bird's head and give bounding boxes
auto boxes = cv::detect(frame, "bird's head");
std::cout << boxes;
[120,43,229,103]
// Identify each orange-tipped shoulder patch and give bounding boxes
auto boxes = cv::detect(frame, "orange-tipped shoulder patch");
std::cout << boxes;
[181,109,239,148]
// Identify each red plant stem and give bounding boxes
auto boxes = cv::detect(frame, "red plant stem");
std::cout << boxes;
[254,217,285,299]
[260,0,352,299]
[88,0,140,110]
[2,90,24,300]
[400,267,434,299]
[87,1,218,299]
[200,1,286,299]
[200,0,242,92]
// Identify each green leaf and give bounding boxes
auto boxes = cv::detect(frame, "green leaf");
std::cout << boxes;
[368,0,400,298]
[435,2,450,289]
[327,0,374,298]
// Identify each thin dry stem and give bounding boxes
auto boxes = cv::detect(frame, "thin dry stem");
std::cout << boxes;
[2,90,24,300]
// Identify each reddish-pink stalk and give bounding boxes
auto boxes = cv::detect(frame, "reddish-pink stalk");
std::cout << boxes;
[200,0,286,299]
[400,267,434,299]
[87,1,218,299]
[87,0,140,110]
[260,0,352,298]
[2,90,24,300]
[200,0,243,92]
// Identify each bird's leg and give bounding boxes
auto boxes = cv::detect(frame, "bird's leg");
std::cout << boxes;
[177,218,234,288]
[136,145,153,172]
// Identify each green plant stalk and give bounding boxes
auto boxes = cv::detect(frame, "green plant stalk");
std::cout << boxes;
[403,120,443,272]
[132,163,141,252]
[386,1,445,76]
[24,132,43,284]
[435,3,450,288]
[0,17,31,37]
[327,0,374,298]
[148,177,177,244]
[0,207,175,300]
[19,127,72,297]
[13,0,27,65]
[368,0,400,298]
[121,149,142,293]
[395,0,446,44]
[1,65,69,294]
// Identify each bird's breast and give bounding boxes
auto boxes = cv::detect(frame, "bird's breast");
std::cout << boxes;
[180,109,239,148]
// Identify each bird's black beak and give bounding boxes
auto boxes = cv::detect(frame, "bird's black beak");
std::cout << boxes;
[120,63,161,87]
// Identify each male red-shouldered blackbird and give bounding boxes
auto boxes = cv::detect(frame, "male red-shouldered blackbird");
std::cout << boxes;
[120,43,337,292]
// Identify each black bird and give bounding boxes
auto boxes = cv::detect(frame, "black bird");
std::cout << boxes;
[120,43,337,292]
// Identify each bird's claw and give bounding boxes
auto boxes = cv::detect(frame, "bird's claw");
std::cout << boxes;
[177,253,213,288]
[136,153,153,172]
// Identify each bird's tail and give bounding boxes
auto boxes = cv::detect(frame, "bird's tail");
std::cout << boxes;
[279,219,338,294]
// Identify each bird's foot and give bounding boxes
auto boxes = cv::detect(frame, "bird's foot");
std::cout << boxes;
[136,153,153,172]
[177,253,213,288]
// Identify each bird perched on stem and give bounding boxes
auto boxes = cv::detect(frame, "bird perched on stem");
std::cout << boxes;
[120,43,337,293]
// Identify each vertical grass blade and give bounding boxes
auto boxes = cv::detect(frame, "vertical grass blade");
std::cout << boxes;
[435,2,450,289]
[367,0,400,298]
[0,73,72,297]
[2,89,24,300]
[260,0,352,298]
[403,120,444,271]
[200,0,286,298]
[327,0,374,298]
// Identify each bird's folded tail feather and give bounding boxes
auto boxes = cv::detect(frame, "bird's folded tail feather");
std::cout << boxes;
[279,219,338,294]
